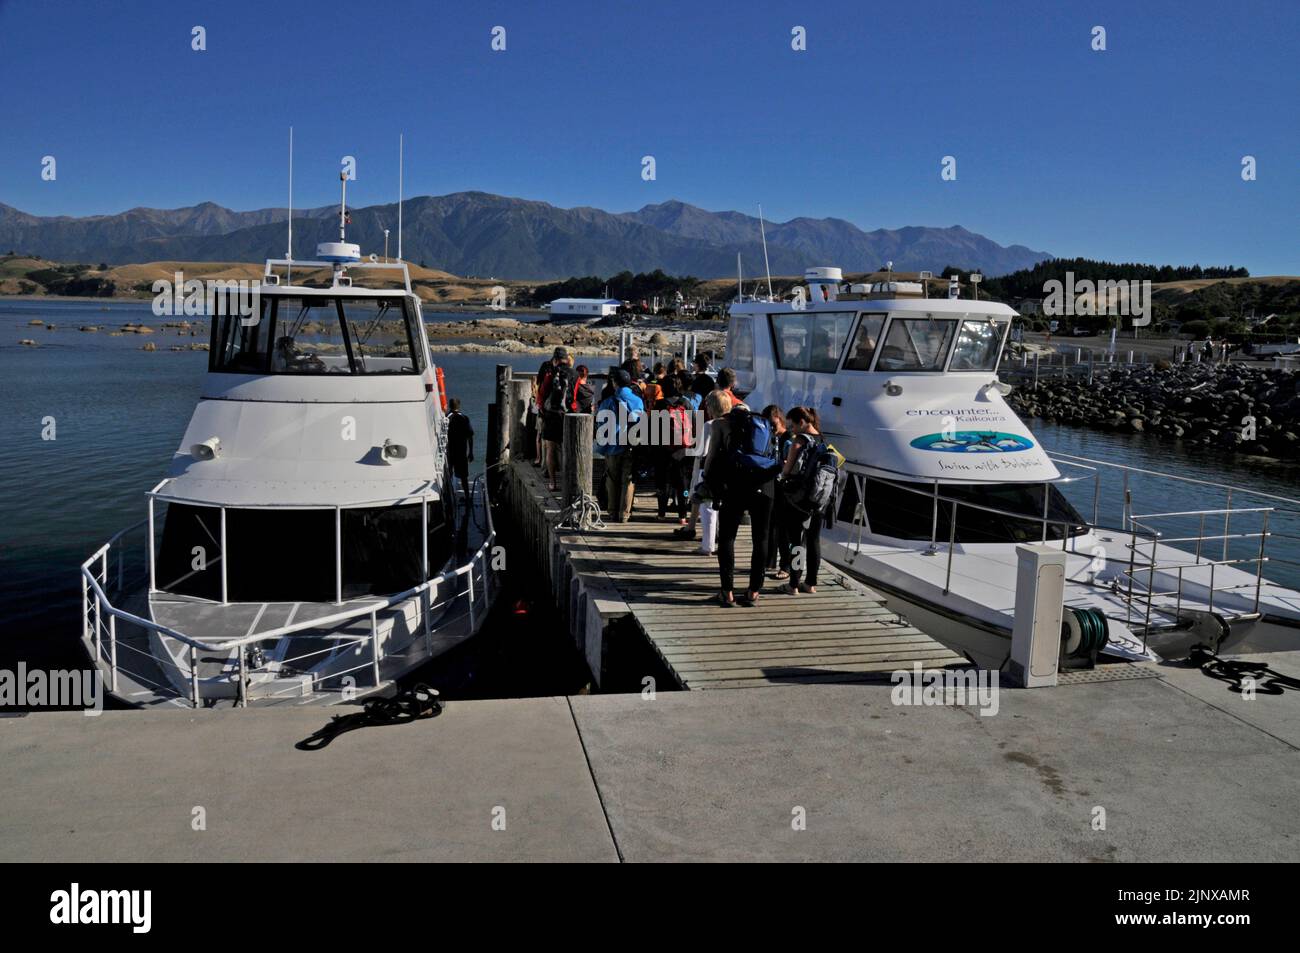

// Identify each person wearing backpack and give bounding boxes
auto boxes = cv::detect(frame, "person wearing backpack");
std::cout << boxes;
[779,406,835,593]
[707,396,781,607]
[570,364,595,413]
[760,405,792,580]
[538,347,574,491]
[594,368,644,522]
[656,393,693,522]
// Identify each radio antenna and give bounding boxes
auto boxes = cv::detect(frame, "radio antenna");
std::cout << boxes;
[286,126,294,283]
[758,204,773,300]
[736,252,743,302]
[397,133,404,262]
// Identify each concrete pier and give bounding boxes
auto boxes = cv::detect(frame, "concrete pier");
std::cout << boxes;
[2,650,1296,862]
[497,455,966,689]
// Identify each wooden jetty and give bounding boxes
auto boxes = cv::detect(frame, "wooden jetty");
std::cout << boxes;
[489,366,966,690]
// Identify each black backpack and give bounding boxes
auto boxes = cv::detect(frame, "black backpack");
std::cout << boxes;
[544,364,573,414]
[784,437,843,515]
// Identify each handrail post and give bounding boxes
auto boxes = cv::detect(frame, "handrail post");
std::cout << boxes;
[1091,471,1101,527]
[1041,482,1050,543]
[468,563,477,632]
[370,609,381,686]
[335,507,343,605]
[189,645,200,709]
[219,506,228,604]
[929,480,939,550]
[1222,488,1233,562]
[147,496,157,593]
[424,581,435,656]
[1254,510,1269,614]
[943,503,958,595]
[238,646,247,708]
[109,614,118,693]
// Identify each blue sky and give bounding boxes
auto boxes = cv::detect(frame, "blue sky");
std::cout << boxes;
[1,0,1297,273]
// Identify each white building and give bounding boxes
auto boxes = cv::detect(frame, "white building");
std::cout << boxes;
[547,297,621,317]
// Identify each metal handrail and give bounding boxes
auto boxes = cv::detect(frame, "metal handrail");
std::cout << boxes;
[82,474,496,705]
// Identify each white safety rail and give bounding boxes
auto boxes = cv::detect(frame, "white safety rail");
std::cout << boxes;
[81,475,495,708]
[837,452,1300,640]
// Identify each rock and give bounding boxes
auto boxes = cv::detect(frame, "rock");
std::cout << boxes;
[141,342,156,351]
[18,338,38,347]
[27,319,43,326]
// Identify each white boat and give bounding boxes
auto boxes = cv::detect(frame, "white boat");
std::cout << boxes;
[80,188,497,708]
[727,267,1300,667]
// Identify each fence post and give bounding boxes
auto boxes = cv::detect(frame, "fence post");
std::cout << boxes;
[562,413,594,521]
[493,363,512,465]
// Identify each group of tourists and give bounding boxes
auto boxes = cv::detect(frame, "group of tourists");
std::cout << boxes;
[690,396,844,607]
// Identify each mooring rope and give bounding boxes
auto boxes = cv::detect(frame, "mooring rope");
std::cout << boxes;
[556,492,607,531]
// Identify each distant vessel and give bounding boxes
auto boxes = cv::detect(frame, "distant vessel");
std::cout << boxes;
[80,174,497,708]
[728,266,1300,666]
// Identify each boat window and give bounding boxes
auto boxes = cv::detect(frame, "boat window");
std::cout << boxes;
[843,314,887,370]
[860,479,1088,543]
[728,316,755,370]
[770,311,856,372]
[876,318,958,372]
[950,319,1006,371]
[210,295,423,375]
[157,502,454,601]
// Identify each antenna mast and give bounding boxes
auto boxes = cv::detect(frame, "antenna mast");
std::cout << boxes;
[397,133,404,262]
[286,126,294,284]
[737,253,743,302]
[758,204,773,300]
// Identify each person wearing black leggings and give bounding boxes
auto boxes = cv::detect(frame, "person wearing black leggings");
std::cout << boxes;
[781,406,825,594]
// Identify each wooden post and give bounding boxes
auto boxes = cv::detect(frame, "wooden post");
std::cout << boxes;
[494,364,512,465]
[508,378,532,468]
[562,413,594,519]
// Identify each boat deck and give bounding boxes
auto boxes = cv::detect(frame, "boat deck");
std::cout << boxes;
[508,459,967,689]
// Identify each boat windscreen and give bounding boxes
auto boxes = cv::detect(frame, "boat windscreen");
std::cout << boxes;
[210,294,423,375]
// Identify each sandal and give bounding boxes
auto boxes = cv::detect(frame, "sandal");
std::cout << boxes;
[672,526,695,539]
[738,591,760,607]
[718,591,735,608]
[798,583,816,593]
[769,569,789,580]
[781,583,799,595]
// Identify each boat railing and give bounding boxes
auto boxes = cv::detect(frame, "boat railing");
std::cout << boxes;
[840,454,1297,632]
[81,475,496,708]
[1122,505,1273,637]
[1047,451,1300,574]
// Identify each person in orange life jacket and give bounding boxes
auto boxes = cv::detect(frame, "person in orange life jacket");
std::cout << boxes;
[531,353,557,467]
[654,381,693,523]
[780,406,824,594]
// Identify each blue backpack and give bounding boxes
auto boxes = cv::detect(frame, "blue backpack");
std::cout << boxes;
[594,393,629,456]
[722,407,781,488]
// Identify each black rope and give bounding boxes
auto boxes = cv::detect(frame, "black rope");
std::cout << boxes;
[295,683,443,750]
[1188,646,1300,696]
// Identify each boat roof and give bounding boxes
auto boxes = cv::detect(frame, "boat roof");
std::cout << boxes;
[731,296,1018,317]
[261,258,416,296]
[154,475,439,508]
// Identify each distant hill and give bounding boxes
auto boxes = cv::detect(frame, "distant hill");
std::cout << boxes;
[0,194,1051,280]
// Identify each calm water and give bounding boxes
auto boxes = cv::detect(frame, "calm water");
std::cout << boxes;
[2,298,1297,681]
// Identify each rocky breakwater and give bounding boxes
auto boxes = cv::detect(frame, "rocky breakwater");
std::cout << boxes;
[1006,363,1300,460]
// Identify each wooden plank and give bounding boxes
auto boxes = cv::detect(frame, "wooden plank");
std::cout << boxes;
[654,633,938,651]
[667,645,964,667]
[672,650,966,681]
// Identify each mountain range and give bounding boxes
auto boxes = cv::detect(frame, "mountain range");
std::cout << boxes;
[0,194,1050,280]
